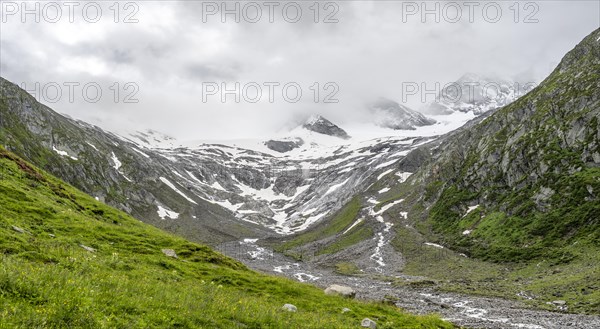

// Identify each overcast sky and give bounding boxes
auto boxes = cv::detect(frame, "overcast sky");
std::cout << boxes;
[1,1,598,140]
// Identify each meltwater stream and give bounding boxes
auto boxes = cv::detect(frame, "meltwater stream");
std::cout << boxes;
[217,239,600,329]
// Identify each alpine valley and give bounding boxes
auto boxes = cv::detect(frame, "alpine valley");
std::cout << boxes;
[1,29,599,329]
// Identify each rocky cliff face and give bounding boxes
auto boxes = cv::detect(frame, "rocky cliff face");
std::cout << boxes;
[395,28,600,262]
[264,138,304,153]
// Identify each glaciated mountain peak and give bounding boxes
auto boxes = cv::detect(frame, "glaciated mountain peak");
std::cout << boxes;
[423,73,534,116]
[370,98,436,130]
[305,114,326,125]
[301,115,351,140]
[396,28,600,264]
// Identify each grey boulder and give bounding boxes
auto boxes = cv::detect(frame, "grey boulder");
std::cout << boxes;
[361,318,377,328]
[324,284,356,298]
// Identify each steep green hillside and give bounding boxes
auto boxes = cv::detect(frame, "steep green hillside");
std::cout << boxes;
[0,78,265,245]
[336,28,600,314]
[0,147,451,328]
[401,28,600,262]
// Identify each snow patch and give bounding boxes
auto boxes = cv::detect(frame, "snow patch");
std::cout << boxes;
[157,205,179,219]
[52,146,78,160]
[292,212,327,233]
[340,161,357,168]
[132,147,150,158]
[370,199,404,216]
[383,222,393,233]
[109,152,131,181]
[210,199,242,212]
[293,185,311,198]
[462,230,472,235]
[424,242,444,249]
[375,158,397,169]
[343,218,364,234]
[395,171,413,183]
[186,170,204,184]
[237,183,296,202]
[159,177,198,204]
[86,142,98,151]
[111,152,122,170]
[377,169,394,180]
[324,178,350,195]
[378,187,390,194]
[463,205,480,217]
[211,181,226,191]
[238,209,258,214]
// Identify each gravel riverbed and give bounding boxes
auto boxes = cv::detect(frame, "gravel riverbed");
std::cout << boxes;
[217,240,600,329]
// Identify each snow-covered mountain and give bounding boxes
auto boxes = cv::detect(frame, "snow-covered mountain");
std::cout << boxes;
[422,73,535,115]
[370,98,436,130]
[302,115,351,139]
[140,113,476,235]
[263,115,350,153]
[0,76,478,241]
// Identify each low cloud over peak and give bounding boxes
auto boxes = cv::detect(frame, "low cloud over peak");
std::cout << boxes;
[1,1,598,140]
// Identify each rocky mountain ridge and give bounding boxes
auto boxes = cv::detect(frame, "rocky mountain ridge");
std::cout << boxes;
[381,28,600,261]
[302,114,351,140]
[422,73,535,116]
[0,79,464,243]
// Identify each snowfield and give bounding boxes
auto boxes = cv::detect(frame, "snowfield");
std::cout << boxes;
[122,111,479,234]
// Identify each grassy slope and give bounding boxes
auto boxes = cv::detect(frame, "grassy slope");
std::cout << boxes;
[0,147,452,328]
[424,30,600,263]
[273,197,375,261]
[276,196,364,252]
[390,223,600,314]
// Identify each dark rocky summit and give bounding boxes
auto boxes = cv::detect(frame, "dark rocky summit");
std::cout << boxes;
[302,115,351,139]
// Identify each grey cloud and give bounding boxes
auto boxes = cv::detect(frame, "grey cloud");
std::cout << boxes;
[186,62,241,81]
[110,49,135,64]
[0,0,598,140]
